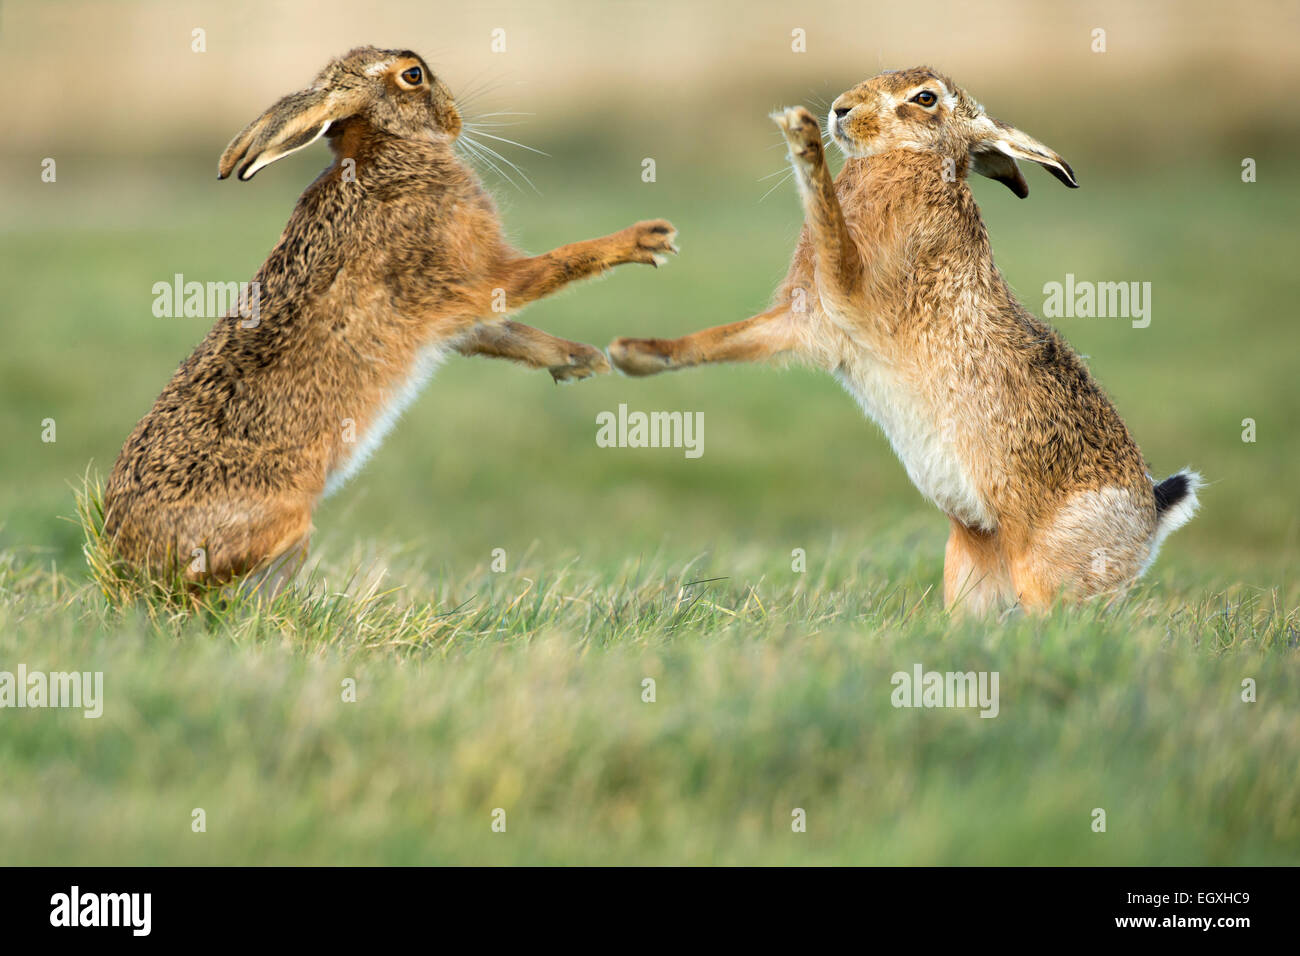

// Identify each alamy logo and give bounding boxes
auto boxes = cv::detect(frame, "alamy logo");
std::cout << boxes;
[890,663,1000,718]
[50,886,151,936]
[1042,273,1151,328]
[595,403,703,459]
[152,273,261,328]
[0,665,103,718]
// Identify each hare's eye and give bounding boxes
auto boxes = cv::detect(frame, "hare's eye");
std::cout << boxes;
[400,66,423,86]
[912,90,937,107]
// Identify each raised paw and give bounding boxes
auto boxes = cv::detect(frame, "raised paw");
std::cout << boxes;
[549,341,612,384]
[623,219,679,267]
[771,106,824,166]
[608,337,676,377]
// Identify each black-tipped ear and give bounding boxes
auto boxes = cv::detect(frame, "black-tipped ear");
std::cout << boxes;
[969,120,1078,196]
[970,148,1030,198]
[218,87,360,181]
[1041,159,1079,189]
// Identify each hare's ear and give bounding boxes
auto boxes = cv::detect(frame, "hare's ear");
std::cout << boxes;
[218,88,360,181]
[969,121,1078,198]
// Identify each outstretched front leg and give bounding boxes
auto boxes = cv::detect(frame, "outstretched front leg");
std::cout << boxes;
[772,107,865,303]
[491,220,678,311]
[456,320,611,383]
[609,306,797,376]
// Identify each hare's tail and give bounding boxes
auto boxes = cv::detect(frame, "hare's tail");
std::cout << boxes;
[1151,469,1203,545]
[1137,469,1201,575]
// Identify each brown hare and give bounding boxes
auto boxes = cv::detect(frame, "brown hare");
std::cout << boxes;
[610,67,1199,613]
[105,46,677,588]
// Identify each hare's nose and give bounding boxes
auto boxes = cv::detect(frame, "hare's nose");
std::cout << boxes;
[833,105,853,119]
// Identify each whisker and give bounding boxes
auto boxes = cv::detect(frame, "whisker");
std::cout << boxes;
[465,129,549,156]
[758,169,795,202]
[461,111,536,133]
[455,88,506,116]
[459,136,524,192]
[828,128,847,159]
[463,121,528,130]
[469,138,541,193]
[462,137,512,187]
[456,75,531,115]
[453,72,504,102]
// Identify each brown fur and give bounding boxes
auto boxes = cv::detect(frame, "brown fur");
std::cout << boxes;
[105,46,675,584]
[610,67,1199,612]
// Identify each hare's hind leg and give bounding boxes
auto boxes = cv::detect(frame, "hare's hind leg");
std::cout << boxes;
[184,496,312,592]
[1008,488,1156,609]
[233,533,310,601]
[455,320,610,383]
[944,520,1014,614]
[609,307,797,377]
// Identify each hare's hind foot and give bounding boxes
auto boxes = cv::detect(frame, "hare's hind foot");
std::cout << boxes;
[230,534,311,602]
[943,520,1015,615]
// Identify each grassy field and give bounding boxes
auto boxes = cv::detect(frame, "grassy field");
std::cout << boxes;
[1,128,1298,863]
[1,538,1297,865]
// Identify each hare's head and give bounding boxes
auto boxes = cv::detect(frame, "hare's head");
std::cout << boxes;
[828,67,1077,198]
[218,46,461,181]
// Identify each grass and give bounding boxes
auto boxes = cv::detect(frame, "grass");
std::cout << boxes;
[1,515,1295,870]
[2,129,1298,863]
[0,494,1296,865]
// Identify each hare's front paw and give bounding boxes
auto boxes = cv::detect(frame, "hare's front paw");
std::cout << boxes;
[549,342,611,384]
[623,220,679,267]
[608,337,674,376]
[772,106,824,167]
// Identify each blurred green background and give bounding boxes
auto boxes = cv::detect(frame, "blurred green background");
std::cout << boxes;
[2,0,1297,588]
[0,0,1298,867]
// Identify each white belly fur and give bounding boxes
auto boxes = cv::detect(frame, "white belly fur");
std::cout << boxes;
[322,344,448,498]
[835,361,994,530]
